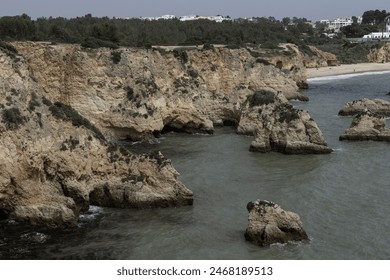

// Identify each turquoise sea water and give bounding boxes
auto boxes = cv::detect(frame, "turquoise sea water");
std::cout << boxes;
[1,71,390,259]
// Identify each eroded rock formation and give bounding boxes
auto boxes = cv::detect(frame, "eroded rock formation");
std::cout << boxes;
[238,90,332,154]
[1,42,332,227]
[259,43,338,90]
[368,43,390,63]
[339,98,390,117]
[0,46,192,227]
[339,110,390,141]
[245,200,309,247]
[12,42,308,141]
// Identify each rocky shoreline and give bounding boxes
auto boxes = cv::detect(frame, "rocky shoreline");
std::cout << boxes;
[0,42,335,228]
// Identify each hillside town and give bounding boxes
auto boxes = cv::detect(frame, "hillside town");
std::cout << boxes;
[134,13,390,40]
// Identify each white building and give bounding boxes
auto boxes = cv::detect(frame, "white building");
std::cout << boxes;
[140,15,176,21]
[362,16,390,40]
[363,32,390,40]
[321,16,362,32]
[179,15,230,22]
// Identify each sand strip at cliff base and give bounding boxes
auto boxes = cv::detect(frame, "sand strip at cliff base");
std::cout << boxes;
[307,63,390,78]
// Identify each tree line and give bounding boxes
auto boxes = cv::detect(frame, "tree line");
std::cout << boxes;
[340,9,390,38]
[0,13,322,49]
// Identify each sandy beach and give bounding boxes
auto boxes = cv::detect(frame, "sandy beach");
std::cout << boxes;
[307,63,390,78]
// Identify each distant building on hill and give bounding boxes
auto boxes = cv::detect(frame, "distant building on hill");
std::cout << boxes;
[179,15,230,22]
[362,16,390,41]
[363,32,390,40]
[137,14,231,22]
[320,16,362,32]
[140,15,176,21]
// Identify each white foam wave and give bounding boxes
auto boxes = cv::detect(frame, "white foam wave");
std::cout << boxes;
[308,70,390,83]
[21,232,49,243]
[78,205,104,222]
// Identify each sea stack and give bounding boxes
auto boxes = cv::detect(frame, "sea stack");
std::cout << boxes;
[245,200,309,247]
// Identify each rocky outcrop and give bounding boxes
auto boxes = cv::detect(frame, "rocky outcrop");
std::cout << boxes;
[237,90,332,154]
[0,46,192,228]
[339,111,390,141]
[0,42,333,227]
[259,44,338,89]
[245,200,309,247]
[368,43,390,63]
[11,42,331,151]
[338,98,390,116]
[12,42,308,141]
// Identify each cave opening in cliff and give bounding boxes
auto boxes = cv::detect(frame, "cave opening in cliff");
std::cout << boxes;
[276,61,283,69]
[222,119,239,127]
[0,209,10,220]
[161,125,184,134]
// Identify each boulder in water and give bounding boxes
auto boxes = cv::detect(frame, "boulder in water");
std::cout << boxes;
[245,200,309,246]
[339,110,390,141]
[338,98,390,117]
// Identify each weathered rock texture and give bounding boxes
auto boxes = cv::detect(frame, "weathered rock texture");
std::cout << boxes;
[338,98,390,117]
[1,42,332,227]
[0,45,192,227]
[368,43,390,63]
[259,44,338,90]
[339,111,390,141]
[245,200,309,247]
[238,90,332,154]
[13,42,308,141]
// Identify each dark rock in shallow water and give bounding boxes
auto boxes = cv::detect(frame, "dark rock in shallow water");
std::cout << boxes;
[296,80,309,90]
[245,200,309,247]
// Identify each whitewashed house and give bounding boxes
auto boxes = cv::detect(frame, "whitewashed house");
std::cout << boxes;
[362,16,390,40]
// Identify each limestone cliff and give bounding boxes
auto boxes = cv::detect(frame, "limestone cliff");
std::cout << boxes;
[0,46,192,227]
[368,43,390,63]
[13,42,309,141]
[254,44,338,89]
[1,42,332,227]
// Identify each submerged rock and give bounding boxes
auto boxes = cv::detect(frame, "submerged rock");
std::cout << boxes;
[338,98,390,117]
[339,110,390,141]
[245,200,309,247]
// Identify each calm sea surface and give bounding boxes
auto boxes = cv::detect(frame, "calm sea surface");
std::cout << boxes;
[1,71,390,260]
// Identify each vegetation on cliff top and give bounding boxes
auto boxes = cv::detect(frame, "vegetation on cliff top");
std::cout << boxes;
[0,13,324,53]
[0,10,388,64]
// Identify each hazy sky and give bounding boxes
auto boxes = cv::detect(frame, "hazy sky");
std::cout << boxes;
[0,0,388,21]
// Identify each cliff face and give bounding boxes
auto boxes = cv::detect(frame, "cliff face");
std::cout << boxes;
[1,42,331,227]
[0,46,192,227]
[368,43,390,63]
[254,44,338,90]
[13,42,308,141]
